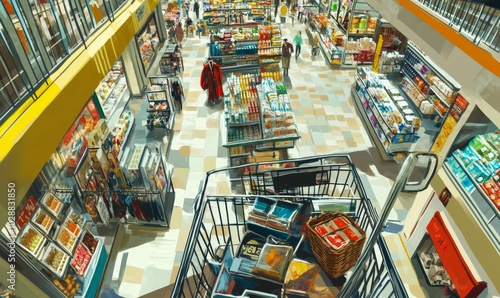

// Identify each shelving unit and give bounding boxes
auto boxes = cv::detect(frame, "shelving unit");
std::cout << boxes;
[145,89,174,130]
[221,72,299,178]
[352,67,419,162]
[159,44,184,76]
[203,2,266,27]
[308,14,344,67]
[443,132,500,250]
[209,22,262,72]
[401,41,461,119]
[258,25,282,71]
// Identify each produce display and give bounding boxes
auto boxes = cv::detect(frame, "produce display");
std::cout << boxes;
[446,133,500,212]
[71,244,92,277]
[31,207,55,234]
[57,227,78,254]
[42,192,64,217]
[17,224,46,257]
[215,27,259,42]
[42,243,70,277]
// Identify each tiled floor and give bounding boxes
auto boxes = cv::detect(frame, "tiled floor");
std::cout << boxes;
[106,19,422,298]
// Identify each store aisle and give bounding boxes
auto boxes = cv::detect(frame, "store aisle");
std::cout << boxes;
[160,20,416,287]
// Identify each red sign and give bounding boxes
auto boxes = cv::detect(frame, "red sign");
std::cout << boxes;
[450,94,469,121]
[426,212,487,298]
[16,196,37,229]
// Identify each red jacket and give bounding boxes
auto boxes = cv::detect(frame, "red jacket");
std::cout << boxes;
[200,61,224,98]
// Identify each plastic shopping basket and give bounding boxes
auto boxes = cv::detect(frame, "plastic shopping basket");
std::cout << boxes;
[172,154,409,298]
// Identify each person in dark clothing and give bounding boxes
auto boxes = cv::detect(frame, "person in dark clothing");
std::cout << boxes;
[274,0,280,20]
[194,1,200,19]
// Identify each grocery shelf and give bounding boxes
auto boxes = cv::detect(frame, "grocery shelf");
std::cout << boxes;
[352,85,395,161]
[440,164,500,250]
[411,64,431,86]
[227,120,261,128]
[399,85,433,118]
[429,85,451,108]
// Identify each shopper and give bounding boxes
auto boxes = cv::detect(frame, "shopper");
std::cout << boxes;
[298,3,304,23]
[175,23,184,47]
[280,1,288,24]
[182,0,190,18]
[274,0,280,20]
[281,38,293,76]
[312,31,320,56]
[289,2,296,27]
[194,1,200,19]
[293,31,303,60]
[169,25,177,44]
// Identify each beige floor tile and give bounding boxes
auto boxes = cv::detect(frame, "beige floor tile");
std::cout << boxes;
[172,167,189,189]
[203,157,217,172]
[121,266,145,284]
[193,129,207,139]
[178,145,191,156]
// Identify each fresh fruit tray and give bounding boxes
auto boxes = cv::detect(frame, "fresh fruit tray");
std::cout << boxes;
[62,218,82,237]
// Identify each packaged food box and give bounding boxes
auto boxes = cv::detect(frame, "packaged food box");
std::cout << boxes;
[56,227,78,254]
[314,224,331,237]
[325,232,349,250]
[16,223,46,257]
[41,242,70,278]
[328,217,350,231]
[343,226,362,242]
[251,243,294,281]
[31,207,55,235]
[41,192,64,218]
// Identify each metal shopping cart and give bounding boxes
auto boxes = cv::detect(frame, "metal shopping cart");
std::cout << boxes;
[172,153,437,298]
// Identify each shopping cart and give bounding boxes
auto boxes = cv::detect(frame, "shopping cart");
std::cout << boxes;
[172,153,437,298]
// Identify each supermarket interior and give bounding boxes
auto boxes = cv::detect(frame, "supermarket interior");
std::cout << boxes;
[0,0,500,298]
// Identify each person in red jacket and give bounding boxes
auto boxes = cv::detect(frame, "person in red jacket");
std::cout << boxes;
[281,38,294,76]
[200,60,223,105]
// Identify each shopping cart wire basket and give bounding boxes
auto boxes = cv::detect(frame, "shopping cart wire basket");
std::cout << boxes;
[173,154,421,298]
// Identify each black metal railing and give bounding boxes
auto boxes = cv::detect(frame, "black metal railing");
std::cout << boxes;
[413,0,500,53]
[0,0,128,126]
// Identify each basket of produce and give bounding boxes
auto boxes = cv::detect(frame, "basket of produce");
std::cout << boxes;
[306,212,366,278]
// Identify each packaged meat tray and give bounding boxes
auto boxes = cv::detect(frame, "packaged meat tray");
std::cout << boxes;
[56,227,78,254]
[16,223,47,257]
[70,244,93,277]
[41,192,64,218]
[31,207,55,235]
[41,242,70,278]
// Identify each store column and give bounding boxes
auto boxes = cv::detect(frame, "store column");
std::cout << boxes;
[121,40,148,96]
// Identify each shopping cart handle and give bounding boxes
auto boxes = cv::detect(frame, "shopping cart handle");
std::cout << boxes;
[338,151,438,298]
[401,152,439,193]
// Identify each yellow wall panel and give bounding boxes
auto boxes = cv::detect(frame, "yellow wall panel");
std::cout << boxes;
[0,1,160,229]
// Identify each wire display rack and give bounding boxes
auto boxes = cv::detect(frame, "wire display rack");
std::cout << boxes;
[172,154,409,298]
